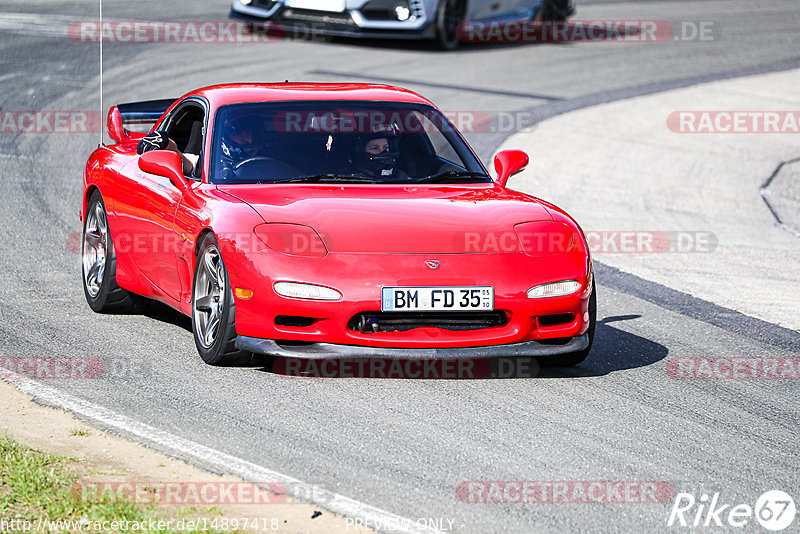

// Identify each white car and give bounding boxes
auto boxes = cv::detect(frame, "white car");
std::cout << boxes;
[230,0,575,49]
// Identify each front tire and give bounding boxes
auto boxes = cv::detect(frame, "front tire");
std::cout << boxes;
[539,281,596,367]
[191,233,251,366]
[82,190,145,313]
[536,0,575,21]
[435,0,466,50]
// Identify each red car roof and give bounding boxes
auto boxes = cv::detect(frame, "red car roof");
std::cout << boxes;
[185,83,435,108]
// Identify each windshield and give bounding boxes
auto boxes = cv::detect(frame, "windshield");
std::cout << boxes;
[209,101,490,184]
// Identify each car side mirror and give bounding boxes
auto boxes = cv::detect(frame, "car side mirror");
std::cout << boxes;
[493,149,529,187]
[107,106,129,144]
[138,150,188,191]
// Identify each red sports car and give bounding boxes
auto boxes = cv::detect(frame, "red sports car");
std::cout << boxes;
[82,83,595,366]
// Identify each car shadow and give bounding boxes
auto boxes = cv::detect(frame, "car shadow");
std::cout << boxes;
[137,302,666,378]
[535,314,668,378]
[142,300,192,331]
[251,314,667,380]
[269,21,642,54]
[295,34,571,54]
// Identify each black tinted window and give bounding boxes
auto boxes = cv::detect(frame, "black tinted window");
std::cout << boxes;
[209,101,488,184]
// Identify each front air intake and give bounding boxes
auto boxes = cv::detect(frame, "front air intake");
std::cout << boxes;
[275,315,317,327]
[538,313,575,327]
[348,311,507,333]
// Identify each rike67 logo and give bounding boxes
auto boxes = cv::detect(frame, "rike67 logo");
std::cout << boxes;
[668,490,796,531]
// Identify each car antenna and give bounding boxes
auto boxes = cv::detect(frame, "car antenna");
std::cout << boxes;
[98,0,104,147]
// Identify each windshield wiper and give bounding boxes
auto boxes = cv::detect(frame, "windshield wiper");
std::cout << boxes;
[276,174,378,184]
[414,171,491,183]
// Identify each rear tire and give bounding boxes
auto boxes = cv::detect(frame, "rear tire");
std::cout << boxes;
[539,281,596,367]
[82,190,147,313]
[435,0,466,50]
[191,233,251,366]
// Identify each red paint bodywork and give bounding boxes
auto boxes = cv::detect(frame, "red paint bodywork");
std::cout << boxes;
[83,83,593,349]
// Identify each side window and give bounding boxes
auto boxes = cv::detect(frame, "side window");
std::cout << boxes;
[165,103,205,178]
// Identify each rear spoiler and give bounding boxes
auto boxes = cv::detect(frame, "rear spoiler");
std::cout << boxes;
[106,98,177,144]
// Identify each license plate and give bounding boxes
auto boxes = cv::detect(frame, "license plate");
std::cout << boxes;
[381,287,494,312]
[284,0,346,12]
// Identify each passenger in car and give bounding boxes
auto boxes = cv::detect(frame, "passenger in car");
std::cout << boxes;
[350,124,409,180]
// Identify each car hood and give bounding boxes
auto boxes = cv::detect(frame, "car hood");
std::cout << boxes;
[218,184,553,254]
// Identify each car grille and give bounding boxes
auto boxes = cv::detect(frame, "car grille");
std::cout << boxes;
[349,311,508,333]
[280,8,355,26]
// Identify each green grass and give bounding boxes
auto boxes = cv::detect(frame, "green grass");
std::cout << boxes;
[0,435,236,533]
[69,428,91,437]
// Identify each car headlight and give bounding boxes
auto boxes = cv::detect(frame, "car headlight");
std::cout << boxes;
[514,221,574,256]
[253,223,328,258]
[527,280,581,299]
[274,282,342,301]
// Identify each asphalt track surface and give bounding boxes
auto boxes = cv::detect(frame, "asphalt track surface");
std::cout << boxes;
[1,0,799,532]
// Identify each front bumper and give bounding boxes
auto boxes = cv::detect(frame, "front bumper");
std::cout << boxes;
[236,334,589,359]
[230,1,436,40]
[221,235,593,348]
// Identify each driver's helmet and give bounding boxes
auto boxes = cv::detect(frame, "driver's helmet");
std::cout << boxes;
[221,115,261,161]
[352,123,400,177]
